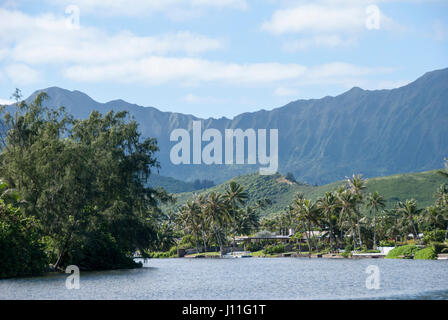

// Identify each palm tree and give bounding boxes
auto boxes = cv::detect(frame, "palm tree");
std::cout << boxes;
[336,189,358,248]
[236,206,259,236]
[178,199,202,253]
[202,192,230,256]
[293,193,319,254]
[346,174,367,247]
[382,209,399,244]
[223,181,248,252]
[434,183,448,240]
[396,199,423,241]
[366,191,386,249]
[317,192,338,252]
[423,206,445,241]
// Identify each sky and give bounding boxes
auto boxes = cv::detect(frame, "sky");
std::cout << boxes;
[0,0,447,118]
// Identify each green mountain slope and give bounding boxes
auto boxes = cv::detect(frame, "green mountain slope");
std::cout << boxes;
[167,170,447,217]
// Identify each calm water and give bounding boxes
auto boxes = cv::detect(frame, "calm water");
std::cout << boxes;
[1,258,448,300]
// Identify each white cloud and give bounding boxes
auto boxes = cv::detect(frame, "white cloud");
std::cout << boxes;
[0,7,395,91]
[283,35,355,51]
[0,98,14,105]
[63,58,393,89]
[261,5,365,34]
[274,87,298,97]
[3,64,39,85]
[63,57,308,85]
[261,2,397,50]
[0,9,222,66]
[182,93,223,104]
[45,0,247,17]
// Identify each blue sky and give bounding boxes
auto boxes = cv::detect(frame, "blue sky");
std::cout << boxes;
[0,0,447,118]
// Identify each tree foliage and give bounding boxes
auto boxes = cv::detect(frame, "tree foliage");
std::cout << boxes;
[0,92,167,274]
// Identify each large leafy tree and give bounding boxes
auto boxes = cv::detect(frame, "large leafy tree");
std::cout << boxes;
[0,93,165,270]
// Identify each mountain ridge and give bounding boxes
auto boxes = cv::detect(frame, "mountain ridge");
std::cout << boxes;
[20,67,448,184]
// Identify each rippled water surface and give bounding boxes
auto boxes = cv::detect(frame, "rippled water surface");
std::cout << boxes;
[1,258,448,299]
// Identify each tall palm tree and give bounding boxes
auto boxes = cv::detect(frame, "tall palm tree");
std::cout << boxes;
[366,191,386,249]
[317,192,338,252]
[347,174,367,247]
[435,184,448,207]
[293,193,319,254]
[202,192,230,256]
[396,199,423,241]
[236,206,259,236]
[223,181,248,252]
[336,189,358,248]
[434,183,448,240]
[178,199,202,253]
[423,206,445,240]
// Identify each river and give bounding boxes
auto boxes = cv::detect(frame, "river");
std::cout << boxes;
[1,258,448,299]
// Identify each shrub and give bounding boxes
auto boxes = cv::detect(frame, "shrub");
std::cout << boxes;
[385,245,419,259]
[379,240,395,247]
[341,245,352,258]
[431,242,447,254]
[0,203,48,278]
[262,244,285,255]
[67,231,140,270]
[246,242,263,252]
[422,230,446,244]
[414,247,437,260]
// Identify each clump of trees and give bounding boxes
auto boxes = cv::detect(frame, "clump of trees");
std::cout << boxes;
[261,171,448,253]
[176,181,269,256]
[0,91,170,277]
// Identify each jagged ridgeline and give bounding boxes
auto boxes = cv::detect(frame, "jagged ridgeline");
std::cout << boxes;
[24,67,448,185]
[164,170,448,217]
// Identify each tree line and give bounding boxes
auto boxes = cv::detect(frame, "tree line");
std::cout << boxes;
[175,181,271,256]
[261,171,448,252]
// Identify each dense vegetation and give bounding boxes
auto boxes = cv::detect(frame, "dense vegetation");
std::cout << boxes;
[171,167,448,257]
[259,172,448,253]
[169,170,448,217]
[0,91,171,277]
[174,181,270,256]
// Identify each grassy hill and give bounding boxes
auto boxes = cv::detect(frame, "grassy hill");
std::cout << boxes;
[164,170,447,217]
